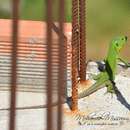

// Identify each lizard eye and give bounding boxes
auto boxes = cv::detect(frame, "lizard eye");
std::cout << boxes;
[115,41,118,46]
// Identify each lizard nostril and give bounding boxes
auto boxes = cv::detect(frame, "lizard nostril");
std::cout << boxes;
[125,36,127,41]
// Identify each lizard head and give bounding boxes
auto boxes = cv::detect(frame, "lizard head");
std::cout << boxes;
[112,36,127,52]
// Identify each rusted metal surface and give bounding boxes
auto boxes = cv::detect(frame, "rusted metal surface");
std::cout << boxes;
[9,0,19,130]
[46,0,67,129]
[46,0,53,129]
[71,0,80,111]
[71,0,87,110]
[0,0,87,129]
[79,0,86,81]
[57,0,65,129]
[0,9,70,130]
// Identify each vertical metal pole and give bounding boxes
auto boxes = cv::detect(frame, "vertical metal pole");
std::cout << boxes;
[79,0,86,81]
[71,0,80,111]
[57,0,65,129]
[9,0,19,130]
[46,0,53,129]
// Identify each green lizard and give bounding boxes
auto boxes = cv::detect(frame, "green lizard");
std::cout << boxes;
[78,35,130,99]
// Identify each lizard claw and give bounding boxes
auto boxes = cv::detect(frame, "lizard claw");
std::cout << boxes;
[107,88,115,94]
[104,91,114,99]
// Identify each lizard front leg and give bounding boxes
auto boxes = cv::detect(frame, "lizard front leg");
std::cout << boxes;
[105,80,115,94]
[118,57,130,67]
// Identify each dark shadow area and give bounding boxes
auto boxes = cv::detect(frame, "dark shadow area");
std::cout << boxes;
[96,61,106,72]
[66,97,72,109]
[112,81,130,110]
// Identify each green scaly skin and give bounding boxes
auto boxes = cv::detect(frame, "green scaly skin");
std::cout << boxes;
[78,35,129,99]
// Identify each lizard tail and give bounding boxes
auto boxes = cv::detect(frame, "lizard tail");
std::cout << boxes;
[78,78,108,99]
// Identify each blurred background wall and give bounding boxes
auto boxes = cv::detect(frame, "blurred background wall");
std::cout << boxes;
[0,0,130,60]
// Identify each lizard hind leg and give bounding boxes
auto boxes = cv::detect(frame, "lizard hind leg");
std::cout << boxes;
[92,73,103,80]
[105,81,115,94]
